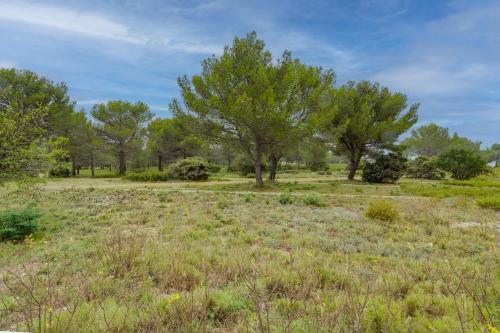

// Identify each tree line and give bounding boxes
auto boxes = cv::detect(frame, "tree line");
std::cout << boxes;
[1,32,497,185]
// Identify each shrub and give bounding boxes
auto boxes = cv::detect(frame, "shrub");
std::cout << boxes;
[302,192,326,207]
[476,196,500,210]
[365,200,399,222]
[279,191,294,205]
[49,164,70,177]
[306,160,329,172]
[207,290,248,323]
[436,148,487,180]
[246,173,255,178]
[168,157,211,181]
[0,209,40,242]
[124,171,169,181]
[233,156,268,176]
[406,156,445,180]
[362,153,407,183]
[208,163,222,173]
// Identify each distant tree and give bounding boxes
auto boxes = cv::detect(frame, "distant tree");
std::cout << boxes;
[403,123,450,157]
[300,137,330,171]
[448,133,481,152]
[91,101,153,175]
[172,32,324,186]
[484,143,500,167]
[436,148,487,180]
[147,116,206,171]
[323,81,418,180]
[0,69,73,180]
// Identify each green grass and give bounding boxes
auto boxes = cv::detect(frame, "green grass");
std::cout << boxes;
[0,175,499,332]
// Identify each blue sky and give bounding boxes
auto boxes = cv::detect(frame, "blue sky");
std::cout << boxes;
[0,0,498,146]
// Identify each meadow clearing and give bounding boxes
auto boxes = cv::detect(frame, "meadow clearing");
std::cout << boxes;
[0,168,499,333]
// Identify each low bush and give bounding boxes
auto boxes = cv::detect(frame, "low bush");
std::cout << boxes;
[365,200,399,222]
[124,171,169,182]
[302,192,326,207]
[436,148,487,180]
[362,153,407,183]
[208,163,222,173]
[279,191,294,205]
[476,196,500,210]
[0,209,40,242]
[406,156,445,180]
[246,173,255,178]
[168,157,211,181]
[49,164,70,177]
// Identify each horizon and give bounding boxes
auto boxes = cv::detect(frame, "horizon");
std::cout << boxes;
[0,0,498,146]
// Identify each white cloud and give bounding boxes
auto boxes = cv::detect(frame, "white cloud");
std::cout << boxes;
[0,1,221,54]
[372,63,489,95]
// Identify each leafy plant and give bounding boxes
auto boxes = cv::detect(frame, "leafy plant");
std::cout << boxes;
[436,148,487,180]
[279,191,294,205]
[302,192,325,207]
[0,209,40,242]
[365,200,399,222]
[168,157,211,181]
[362,153,407,183]
[406,156,445,180]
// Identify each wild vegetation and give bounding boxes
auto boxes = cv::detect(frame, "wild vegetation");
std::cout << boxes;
[1,31,499,332]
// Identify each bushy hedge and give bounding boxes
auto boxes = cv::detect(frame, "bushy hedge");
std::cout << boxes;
[406,156,445,180]
[436,148,487,180]
[124,171,169,182]
[365,200,399,222]
[49,164,70,177]
[0,209,40,242]
[362,153,407,183]
[168,157,211,181]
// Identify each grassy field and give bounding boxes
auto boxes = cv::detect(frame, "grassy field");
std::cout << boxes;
[0,170,499,332]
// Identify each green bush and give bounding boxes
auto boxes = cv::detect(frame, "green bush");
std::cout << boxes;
[208,163,222,173]
[406,156,445,180]
[49,164,70,177]
[365,200,399,222]
[124,171,169,182]
[207,290,248,323]
[0,209,40,242]
[362,153,407,183]
[279,191,294,205]
[302,192,326,207]
[436,148,487,180]
[306,160,329,172]
[168,157,210,181]
[246,173,255,178]
[476,196,500,210]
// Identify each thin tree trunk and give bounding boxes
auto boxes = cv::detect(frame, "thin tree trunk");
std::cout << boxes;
[76,165,80,175]
[158,155,163,171]
[348,153,361,180]
[254,145,264,187]
[227,157,232,172]
[118,151,126,175]
[268,154,279,181]
[71,156,76,177]
[91,152,95,177]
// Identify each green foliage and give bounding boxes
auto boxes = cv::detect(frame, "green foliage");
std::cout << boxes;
[365,200,399,222]
[322,80,418,179]
[123,170,169,182]
[168,157,211,181]
[49,164,70,177]
[302,192,326,207]
[476,196,500,210]
[436,148,487,180]
[278,191,294,204]
[406,156,445,180]
[207,290,248,322]
[172,31,334,186]
[0,209,40,242]
[0,68,73,180]
[403,123,451,157]
[92,101,153,175]
[362,153,407,183]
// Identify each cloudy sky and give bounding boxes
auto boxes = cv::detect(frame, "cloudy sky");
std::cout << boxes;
[0,0,498,145]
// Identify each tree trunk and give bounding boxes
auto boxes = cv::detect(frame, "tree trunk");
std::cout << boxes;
[348,153,362,180]
[77,165,80,175]
[71,156,76,177]
[158,155,163,171]
[253,145,264,187]
[108,164,112,171]
[118,151,126,175]
[91,152,95,177]
[268,154,279,181]
[227,157,232,172]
